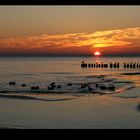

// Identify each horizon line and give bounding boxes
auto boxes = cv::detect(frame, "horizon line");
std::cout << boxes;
[0,54,140,57]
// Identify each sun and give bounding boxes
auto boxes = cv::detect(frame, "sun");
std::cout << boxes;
[94,51,101,56]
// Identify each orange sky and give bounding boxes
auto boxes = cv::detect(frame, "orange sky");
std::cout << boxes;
[0,6,140,56]
[0,27,140,56]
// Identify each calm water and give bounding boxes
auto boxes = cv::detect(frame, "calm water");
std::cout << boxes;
[0,56,140,128]
[0,56,140,85]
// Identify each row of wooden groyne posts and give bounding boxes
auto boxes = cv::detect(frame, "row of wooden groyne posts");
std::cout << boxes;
[81,61,140,69]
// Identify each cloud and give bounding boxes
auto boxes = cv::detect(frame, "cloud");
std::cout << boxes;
[0,27,140,55]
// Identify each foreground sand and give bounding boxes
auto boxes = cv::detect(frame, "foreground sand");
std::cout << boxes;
[0,87,140,129]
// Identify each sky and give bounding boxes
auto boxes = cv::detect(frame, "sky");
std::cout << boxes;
[0,6,140,56]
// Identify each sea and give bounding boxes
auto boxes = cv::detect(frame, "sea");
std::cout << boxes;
[0,56,140,129]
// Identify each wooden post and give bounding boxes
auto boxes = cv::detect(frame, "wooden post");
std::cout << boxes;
[130,62,133,69]
[81,61,85,68]
[84,63,87,68]
[96,63,98,68]
[127,63,130,68]
[133,63,136,69]
[117,62,119,68]
[104,64,108,68]
[123,63,126,68]
[114,62,116,68]
[88,64,91,68]
[110,62,113,68]
[101,62,103,68]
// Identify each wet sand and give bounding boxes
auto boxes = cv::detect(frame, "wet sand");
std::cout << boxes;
[0,93,77,101]
[0,88,140,129]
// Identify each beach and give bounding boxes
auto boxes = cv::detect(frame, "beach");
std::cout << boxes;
[0,91,140,129]
[0,56,140,128]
